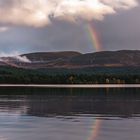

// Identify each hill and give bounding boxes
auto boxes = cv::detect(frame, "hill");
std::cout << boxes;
[69,50,140,67]
[22,51,81,62]
[0,50,140,69]
[0,50,140,84]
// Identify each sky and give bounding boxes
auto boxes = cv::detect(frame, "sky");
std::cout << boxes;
[0,0,139,55]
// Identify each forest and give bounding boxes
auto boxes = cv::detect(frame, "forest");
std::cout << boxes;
[0,66,139,84]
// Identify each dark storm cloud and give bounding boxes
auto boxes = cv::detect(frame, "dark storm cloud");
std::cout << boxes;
[96,6,140,51]
[0,21,94,54]
[0,0,139,54]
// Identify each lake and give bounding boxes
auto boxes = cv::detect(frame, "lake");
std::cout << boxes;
[0,87,140,140]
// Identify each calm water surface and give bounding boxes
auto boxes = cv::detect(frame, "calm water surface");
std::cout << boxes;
[0,87,140,140]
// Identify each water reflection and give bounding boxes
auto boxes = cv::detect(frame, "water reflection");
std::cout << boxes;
[0,88,140,117]
[0,87,140,140]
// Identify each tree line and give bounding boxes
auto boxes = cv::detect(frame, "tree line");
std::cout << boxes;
[0,66,139,84]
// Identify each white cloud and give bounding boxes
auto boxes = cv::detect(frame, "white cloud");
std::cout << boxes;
[0,0,138,27]
[13,55,31,63]
[100,0,138,9]
[0,27,9,32]
[0,51,20,57]
[0,51,31,63]
[53,0,115,21]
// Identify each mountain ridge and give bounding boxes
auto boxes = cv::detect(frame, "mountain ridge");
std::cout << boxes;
[0,50,140,69]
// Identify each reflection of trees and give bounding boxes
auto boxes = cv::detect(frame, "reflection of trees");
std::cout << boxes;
[27,95,140,118]
[26,88,140,117]
[0,88,140,118]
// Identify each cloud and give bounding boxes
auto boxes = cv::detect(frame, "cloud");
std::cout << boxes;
[0,27,9,32]
[0,51,20,57]
[0,51,31,63]
[0,0,138,27]
[52,0,115,22]
[100,0,138,9]
[13,55,31,63]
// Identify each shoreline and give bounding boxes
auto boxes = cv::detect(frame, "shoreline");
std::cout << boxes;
[0,84,140,88]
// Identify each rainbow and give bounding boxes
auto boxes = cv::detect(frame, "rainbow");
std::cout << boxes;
[87,23,103,52]
[88,119,102,140]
